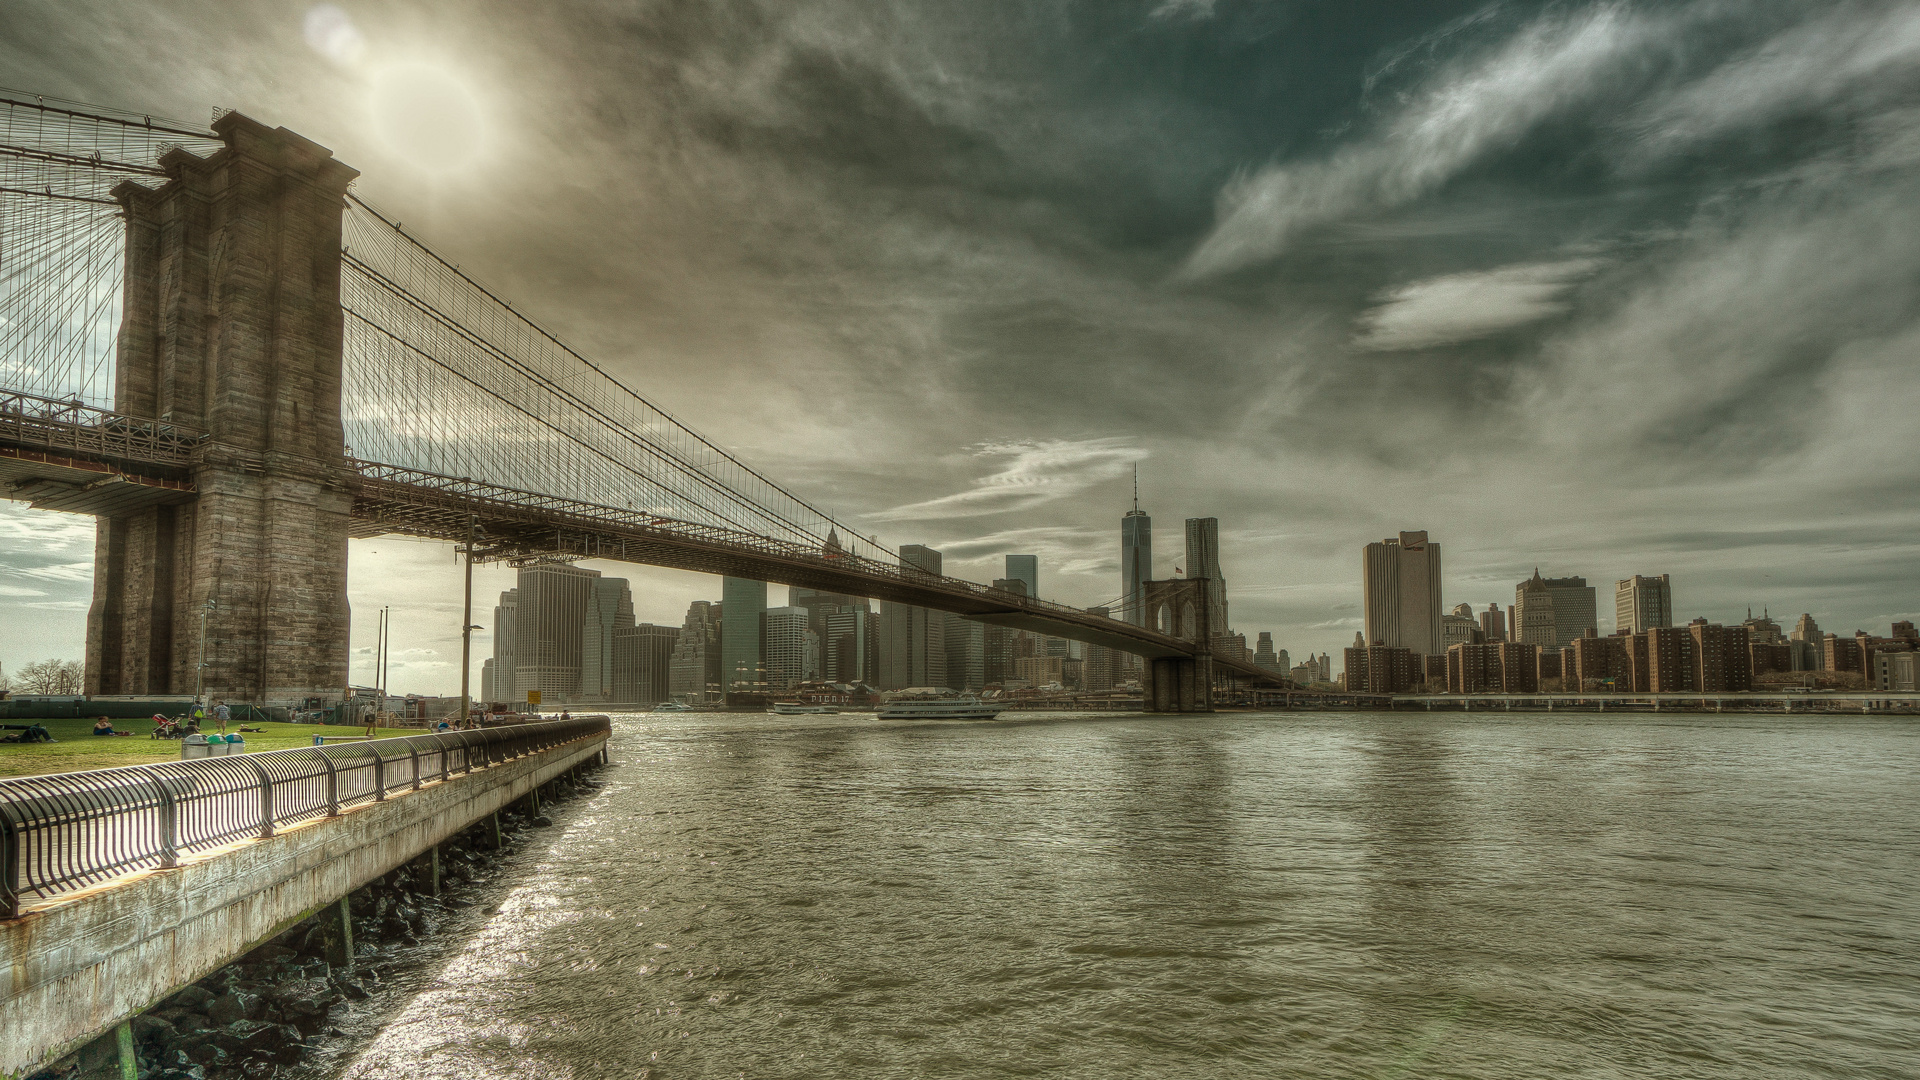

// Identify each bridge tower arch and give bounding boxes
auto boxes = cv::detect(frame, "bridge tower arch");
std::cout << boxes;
[86,114,358,706]
[1139,578,1213,713]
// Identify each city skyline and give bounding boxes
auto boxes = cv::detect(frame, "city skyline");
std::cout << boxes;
[1,1,1916,694]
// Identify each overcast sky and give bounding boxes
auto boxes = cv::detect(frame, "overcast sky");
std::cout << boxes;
[3,0,1918,694]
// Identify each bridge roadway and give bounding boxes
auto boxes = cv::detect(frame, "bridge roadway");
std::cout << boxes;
[0,393,1287,687]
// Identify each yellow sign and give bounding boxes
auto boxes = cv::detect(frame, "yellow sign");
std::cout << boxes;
[526,690,542,706]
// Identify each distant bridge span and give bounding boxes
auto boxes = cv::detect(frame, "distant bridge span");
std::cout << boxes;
[0,95,1284,710]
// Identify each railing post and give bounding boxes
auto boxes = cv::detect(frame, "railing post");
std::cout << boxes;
[0,811,19,919]
[373,752,387,801]
[321,751,340,816]
[144,773,178,869]
[410,743,422,790]
[246,760,275,838]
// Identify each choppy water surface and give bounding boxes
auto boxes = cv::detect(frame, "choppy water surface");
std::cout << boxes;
[331,712,1919,1079]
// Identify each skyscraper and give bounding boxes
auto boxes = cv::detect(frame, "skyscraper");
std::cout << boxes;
[1519,574,1597,647]
[1005,554,1039,601]
[612,623,679,704]
[763,606,817,692]
[1121,470,1151,626]
[1254,631,1279,670]
[1614,574,1673,634]
[489,588,518,704]
[1361,531,1441,655]
[514,564,600,702]
[1478,602,1506,643]
[720,577,767,693]
[944,612,986,691]
[825,608,871,683]
[579,576,634,700]
[668,600,722,703]
[880,546,947,689]
[1513,571,1558,649]
[1184,517,1228,638]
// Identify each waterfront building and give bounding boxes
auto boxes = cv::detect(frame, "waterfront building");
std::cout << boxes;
[514,564,600,703]
[612,623,678,704]
[579,576,635,700]
[1344,635,1418,694]
[721,577,768,693]
[668,600,722,704]
[1875,650,1919,691]
[1362,531,1441,655]
[1750,641,1793,678]
[1121,484,1152,626]
[1688,619,1753,692]
[1824,633,1863,675]
[880,546,946,689]
[944,612,986,691]
[489,588,518,704]
[1536,647,1564,687]
[1614,574,1673,635]
[1642,626,1693,692]
[1448,642,1538,694]
[1567,631,1630,689]
[1005,554,1039,601]
[1185,518,1229,638]
[1478,602,1507,643]
[763,606,818,692]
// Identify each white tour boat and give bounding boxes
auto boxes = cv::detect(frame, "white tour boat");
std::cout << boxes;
[770,702,841,715]
[875,689,1005,720]
[651,701,694,713]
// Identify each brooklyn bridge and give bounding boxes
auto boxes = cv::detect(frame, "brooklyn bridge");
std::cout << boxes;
[0,93,1287,712]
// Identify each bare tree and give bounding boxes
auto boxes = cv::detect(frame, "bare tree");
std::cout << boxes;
[13,659,85,695]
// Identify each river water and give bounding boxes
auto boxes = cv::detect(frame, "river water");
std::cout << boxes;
[318,711,1918,1079]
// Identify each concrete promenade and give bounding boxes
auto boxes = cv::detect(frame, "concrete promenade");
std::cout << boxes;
[0,726,608,1078]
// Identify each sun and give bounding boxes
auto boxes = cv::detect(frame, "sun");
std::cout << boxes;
[368,63,485,174]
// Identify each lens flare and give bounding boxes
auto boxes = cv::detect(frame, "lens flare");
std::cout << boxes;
[303,5,366,66]
[370,65,484,173]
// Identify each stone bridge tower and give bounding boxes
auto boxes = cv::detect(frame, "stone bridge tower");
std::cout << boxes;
[1140,577,1214,713]
[85,114,357,707]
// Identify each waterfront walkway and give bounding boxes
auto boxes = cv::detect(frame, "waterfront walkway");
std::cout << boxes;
[0,717,610,1078]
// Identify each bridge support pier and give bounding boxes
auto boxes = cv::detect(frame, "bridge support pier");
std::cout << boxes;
[1142,656,1213,713]
[86,113,359,707]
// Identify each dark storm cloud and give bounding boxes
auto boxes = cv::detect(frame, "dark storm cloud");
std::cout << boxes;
[2,0,1917,686]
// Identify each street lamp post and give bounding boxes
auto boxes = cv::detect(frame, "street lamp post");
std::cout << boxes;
[459,515,480,729]
[194,598,215,707]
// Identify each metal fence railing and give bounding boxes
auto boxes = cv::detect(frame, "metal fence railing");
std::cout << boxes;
[0,715,609,917]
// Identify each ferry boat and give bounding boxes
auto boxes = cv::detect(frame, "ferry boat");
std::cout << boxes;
[769,702,841,715]
[875,689,1005,721]
[651,701,694,713]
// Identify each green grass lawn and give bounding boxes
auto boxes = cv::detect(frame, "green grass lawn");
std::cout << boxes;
[0,718,422,778]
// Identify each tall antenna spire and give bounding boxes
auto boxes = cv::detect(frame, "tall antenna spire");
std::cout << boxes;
[1132,463,1140,513]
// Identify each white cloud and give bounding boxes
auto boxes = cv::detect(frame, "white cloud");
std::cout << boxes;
[1150,0,1217,20]
[1352,258,1600,351]
[868,438,1147,521]
[1181,4,1652,278]
[1627,4,1920,161]
[0,584,47,597]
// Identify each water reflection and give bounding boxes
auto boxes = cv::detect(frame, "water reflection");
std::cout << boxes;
[320,712,1920,1080]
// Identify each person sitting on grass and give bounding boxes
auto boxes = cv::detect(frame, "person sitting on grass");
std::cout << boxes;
[92,717,125,736]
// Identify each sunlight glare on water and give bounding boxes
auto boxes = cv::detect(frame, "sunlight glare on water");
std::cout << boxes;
[330,711,1920,1079]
